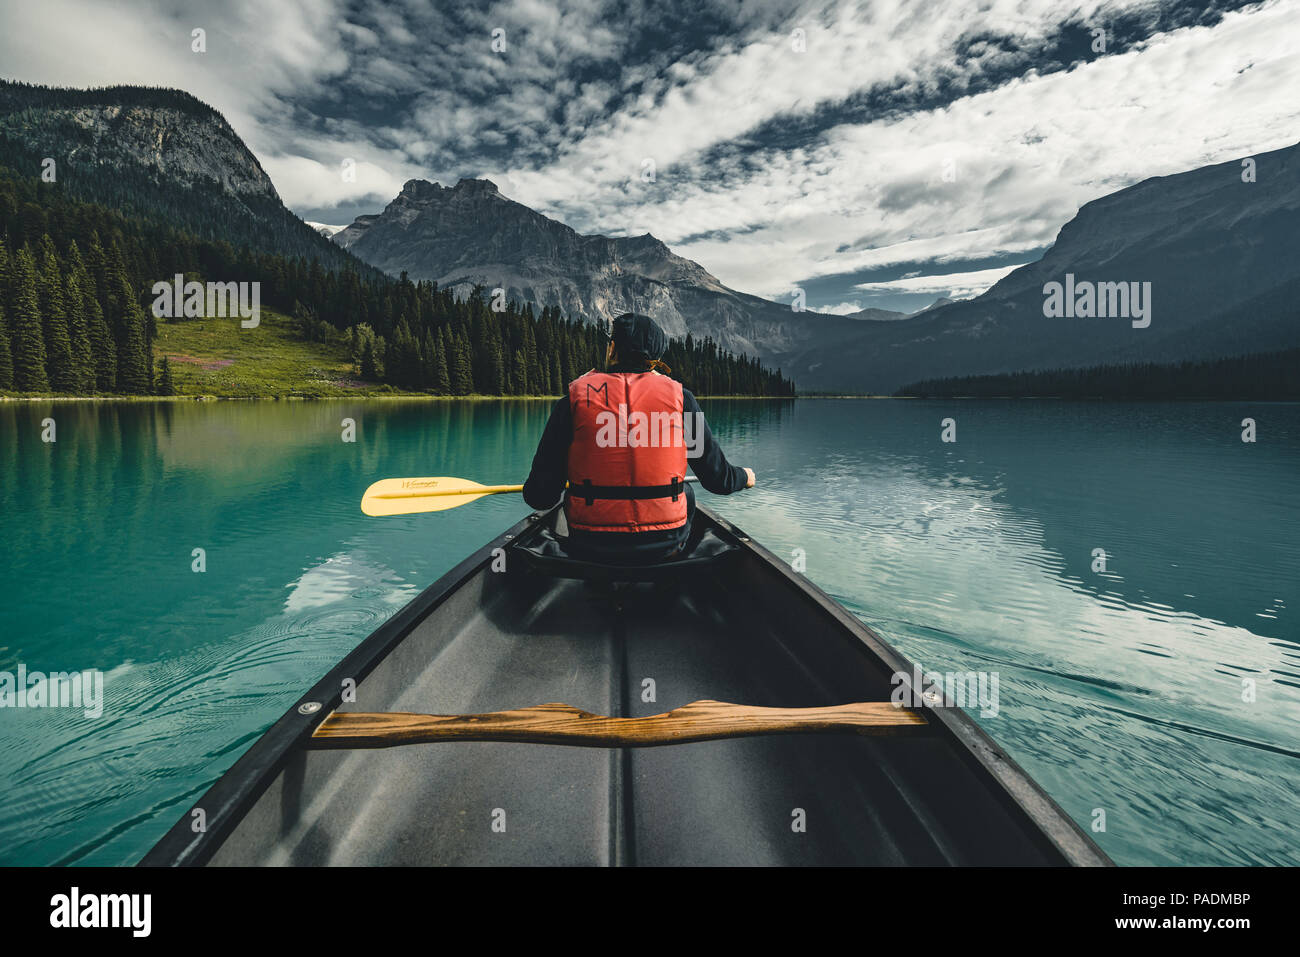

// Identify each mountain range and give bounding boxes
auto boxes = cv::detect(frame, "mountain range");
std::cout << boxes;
[327,144,1300,392]
[3,80,1295,394]
[779,142,1300,392]
[330,176,878,366]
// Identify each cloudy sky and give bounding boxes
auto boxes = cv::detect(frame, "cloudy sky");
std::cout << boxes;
[3,0,1298,313]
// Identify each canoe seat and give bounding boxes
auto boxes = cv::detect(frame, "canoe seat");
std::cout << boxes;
[510,515,740,582]
[309,699,928,749]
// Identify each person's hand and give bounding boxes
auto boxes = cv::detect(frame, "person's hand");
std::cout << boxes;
[744,467,756,488]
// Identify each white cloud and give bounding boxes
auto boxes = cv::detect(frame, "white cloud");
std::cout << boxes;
[257,154,413,209]
[854,264,1027,298]
[811,300,864,315]
[4,0,1298,304]
[494,0,1300,297]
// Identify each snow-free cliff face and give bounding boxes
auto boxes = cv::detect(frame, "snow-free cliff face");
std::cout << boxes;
[334,142,1300,393]
[0,88,279,204]
[0,81,364,273]
[779,142,1300,392]
[331,177,864,362]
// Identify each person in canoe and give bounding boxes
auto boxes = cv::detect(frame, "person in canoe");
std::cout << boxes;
[523,312,756,563]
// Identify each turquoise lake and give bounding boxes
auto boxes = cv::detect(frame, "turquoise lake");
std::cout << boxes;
[0,398,1296,865]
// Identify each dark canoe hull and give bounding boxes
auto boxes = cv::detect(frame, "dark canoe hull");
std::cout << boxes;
[141,506,1110,866]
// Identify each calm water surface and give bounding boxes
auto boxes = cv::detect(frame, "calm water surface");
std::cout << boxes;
[0,398,1296,865]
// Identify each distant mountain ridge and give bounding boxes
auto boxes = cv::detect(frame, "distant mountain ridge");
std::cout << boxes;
[336,144,1300,393]
[780,142,1300,392]
[331,176,864,362]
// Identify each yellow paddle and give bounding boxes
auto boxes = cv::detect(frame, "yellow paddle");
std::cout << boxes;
[361,477,524,516]
[361,475,699,516]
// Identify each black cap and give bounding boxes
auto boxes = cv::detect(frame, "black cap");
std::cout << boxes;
[603,312,667,361]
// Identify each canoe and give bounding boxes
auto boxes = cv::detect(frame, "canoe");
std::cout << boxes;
[142,505,1111,866]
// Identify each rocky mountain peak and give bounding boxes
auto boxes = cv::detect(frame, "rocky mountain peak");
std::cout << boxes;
[454,177,500,195]
[0,81,279,202]
[328,176,823,355]
[396,178,444,202]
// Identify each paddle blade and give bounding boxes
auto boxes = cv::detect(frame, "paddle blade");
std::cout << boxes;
[362,477,519,516]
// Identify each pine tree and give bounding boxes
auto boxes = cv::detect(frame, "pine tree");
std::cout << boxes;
[63,270,94,393]
[388,319,421,390]
[510,347,527,394]
[354,323,381,381]
[100,242,151,392]
[349,325,362,375]
[560,338,575,386]
[37,235,76,391]
[360,338,377,380]
[419,329,437,392]
[116,302,151,394]
[0,303,13,390]
[66,243,108,392]
[86,232,109,307]
[450,329,474,395]
[522,321,542,394]
[488,323,505,393]
[156,355,175,395]
[432,327,451,394]
[0,238,11,330]
[11,249,48,392]
[88,297,116,391]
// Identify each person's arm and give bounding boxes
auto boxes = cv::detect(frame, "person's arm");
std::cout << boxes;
[522,396,572,509]
[682,389,754,493]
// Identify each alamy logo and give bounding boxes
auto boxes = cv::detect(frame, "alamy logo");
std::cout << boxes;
[1042,273,1151,328]
[151,274,261,328]
[890,664,1000,718]
[594,404,705,458]
[50,887,151,937]
[0,665,103,718]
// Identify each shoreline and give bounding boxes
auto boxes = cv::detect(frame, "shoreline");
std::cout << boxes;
[3,394,1292,403]
[0,393,796,403]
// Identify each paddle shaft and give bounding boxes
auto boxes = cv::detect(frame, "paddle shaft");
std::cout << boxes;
[361,474,701,516]
[371,484,523,501]
[370,475,699,502]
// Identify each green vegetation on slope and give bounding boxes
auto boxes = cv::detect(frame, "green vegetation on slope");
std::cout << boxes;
[0,164,796,398]
[153,308,389,398]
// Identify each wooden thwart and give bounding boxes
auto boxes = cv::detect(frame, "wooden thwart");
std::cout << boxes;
[308,698,927,749]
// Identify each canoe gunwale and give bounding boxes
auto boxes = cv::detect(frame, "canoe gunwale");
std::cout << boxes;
[142,504,1112,867]
[705,509,1113,867]
[139,511,540,867]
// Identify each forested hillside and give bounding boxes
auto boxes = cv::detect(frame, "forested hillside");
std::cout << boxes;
[0,168,794,397]
[0,81,368,275]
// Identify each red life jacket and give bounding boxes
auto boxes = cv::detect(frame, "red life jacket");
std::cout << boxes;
[566,370,689,533]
